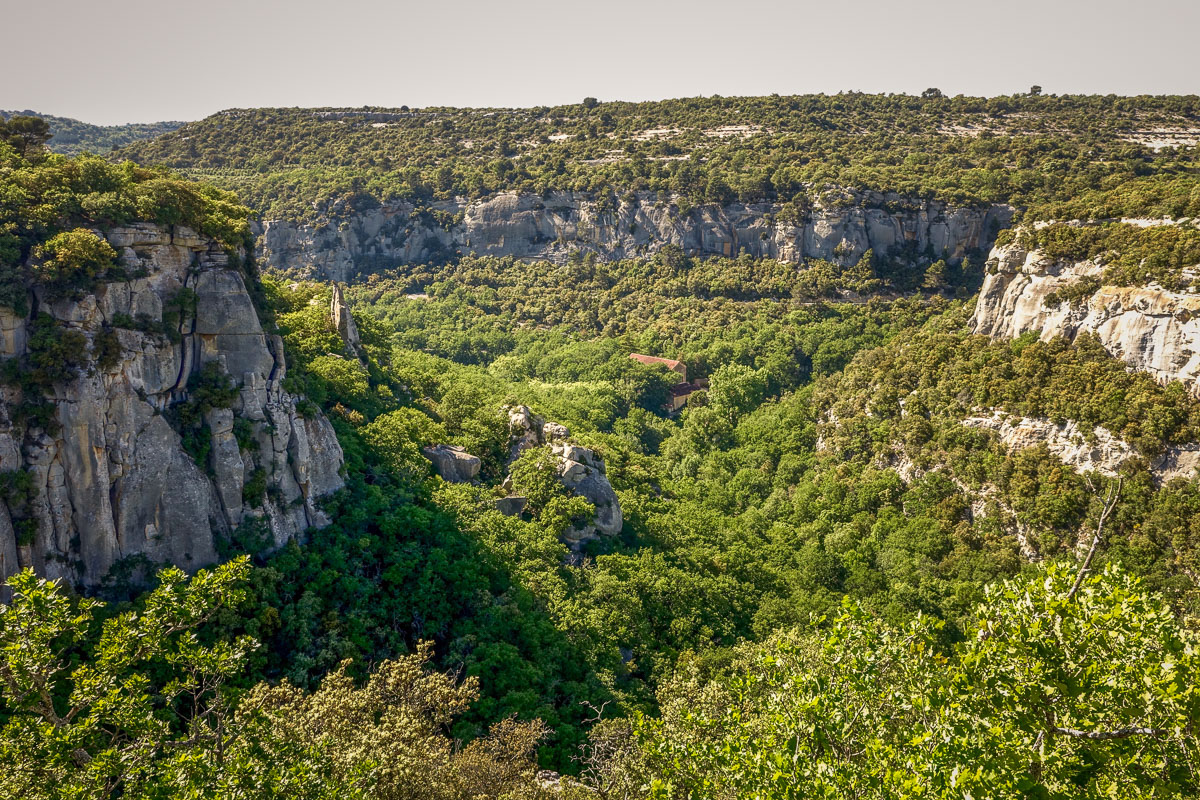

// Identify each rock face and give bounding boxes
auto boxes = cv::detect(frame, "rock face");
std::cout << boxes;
[330,282,362,355]
[422,444,481,483]
[255,191,1012,282]
[504,405,622,549]
[972,237,1200,392]
[551,442,623,546]
[963,411,1200,483]
[0,223,344,590]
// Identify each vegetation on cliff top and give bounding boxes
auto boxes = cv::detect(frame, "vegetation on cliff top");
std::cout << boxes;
[4,98,1200,798]
[114,94,1200,220]
[0,115,251,313]
[1,109,185,156]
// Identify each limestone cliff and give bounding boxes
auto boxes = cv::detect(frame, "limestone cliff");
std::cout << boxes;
[255,190,1012,281]
[0,223,344,589]
[971,234,1200,392]
[962,411,1200,483]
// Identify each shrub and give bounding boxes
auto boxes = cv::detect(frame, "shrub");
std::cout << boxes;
[31,228,117,300]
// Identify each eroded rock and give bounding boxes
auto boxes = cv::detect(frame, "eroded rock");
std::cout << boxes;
[502,405,622,550]
[423,444,481,483]
[972,236,1200,392]
[0,224,345,589]
[256,191,1012,283]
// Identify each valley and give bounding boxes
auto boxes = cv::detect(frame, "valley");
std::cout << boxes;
[2,92,1200,798]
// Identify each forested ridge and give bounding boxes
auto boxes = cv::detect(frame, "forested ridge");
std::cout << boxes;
[0,110,185,156]
[115,93,1200,221]
[2,97,1200,799]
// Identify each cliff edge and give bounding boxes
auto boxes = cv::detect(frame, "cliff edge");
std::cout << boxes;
[0,223,344,589]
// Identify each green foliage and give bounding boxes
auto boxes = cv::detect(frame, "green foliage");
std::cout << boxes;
[31,227,118,300]
[625,563,1200,799]
[1,109,184,155]
[179,361,239,423]
[9,313,90,390]
[92,328,122,370]
[1015,222,1200,291]
[0,559,258,799]
[509,446,566,513]
[166,362,239,469]
[705,363,768,423]
[0,560,552,799]
[0,137,250,313]
[116,95,1200,222]
[360,408,445,484]
[0,469,38,546]
[242,468,268,507]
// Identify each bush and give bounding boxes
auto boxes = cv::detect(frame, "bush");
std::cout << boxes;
[31,228,117,300]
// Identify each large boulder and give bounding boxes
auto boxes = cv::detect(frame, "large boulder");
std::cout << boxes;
[494,495,528,517]
[503,406,621,550]
[552,442,623,546]
[423,444,481,483]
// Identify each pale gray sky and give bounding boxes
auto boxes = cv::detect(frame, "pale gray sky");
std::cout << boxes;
[5,0,1199,124]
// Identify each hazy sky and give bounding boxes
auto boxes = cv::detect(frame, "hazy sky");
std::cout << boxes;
[5,0,1199,124]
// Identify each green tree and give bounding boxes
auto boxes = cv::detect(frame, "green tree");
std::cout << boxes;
[0,115,51,157]
[31,228,117,299]
[623,562,1200,799]
[0,559,257,799]
[706,363,767,423]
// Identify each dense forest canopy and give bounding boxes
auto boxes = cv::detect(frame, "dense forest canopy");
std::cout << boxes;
[2,91,1200,798]
[114,94,1200,220]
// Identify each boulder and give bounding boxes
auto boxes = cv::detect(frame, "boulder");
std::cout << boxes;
[501,406,623,549]
[494,495,528,517]
[423,444,481,483]
[551,441,623,546]
[506,405,545,463]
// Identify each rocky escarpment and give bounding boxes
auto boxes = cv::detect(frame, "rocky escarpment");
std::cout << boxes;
[963,411,1200,483]
[0,223,344,589]
[255,190,1012,281]
[972,235,1200,392]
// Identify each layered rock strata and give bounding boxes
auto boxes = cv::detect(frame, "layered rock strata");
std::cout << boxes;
[972,237,1200,392]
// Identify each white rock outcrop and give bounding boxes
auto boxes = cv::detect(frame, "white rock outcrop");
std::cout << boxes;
[972,238,1200,391]
[503,405,621,549]
[423,444,481,483]
[962,411,1200,483]
[0,224,344,589]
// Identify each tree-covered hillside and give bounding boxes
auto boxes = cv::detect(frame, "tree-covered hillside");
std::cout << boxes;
[3,97,1200,798]
[1,110,185,155]
[115,94,1200,220]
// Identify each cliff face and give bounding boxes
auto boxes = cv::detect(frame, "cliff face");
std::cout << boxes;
[255,190,1012,281]
[962,411,1200,483]
[972,237,1200,392]
[0,224,344,589]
